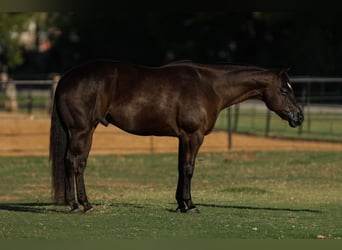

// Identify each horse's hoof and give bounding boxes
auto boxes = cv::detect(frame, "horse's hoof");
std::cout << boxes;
[84,206,94,213]
[175,207,187,213]
[70,207,80,213]
[69,203,80,213]
[187,207,200,213]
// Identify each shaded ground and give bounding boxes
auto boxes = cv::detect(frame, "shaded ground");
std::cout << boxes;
[0,112,341,156]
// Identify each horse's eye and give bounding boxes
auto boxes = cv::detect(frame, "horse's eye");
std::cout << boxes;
[281,89,288,96]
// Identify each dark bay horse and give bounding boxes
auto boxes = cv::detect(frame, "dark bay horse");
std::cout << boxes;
[50,60,303,213]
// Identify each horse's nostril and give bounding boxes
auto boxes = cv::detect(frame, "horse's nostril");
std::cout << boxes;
[298,113,304,123]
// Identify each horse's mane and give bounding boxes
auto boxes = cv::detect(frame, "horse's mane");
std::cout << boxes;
[166,60,194,65]
[165,60,271,70]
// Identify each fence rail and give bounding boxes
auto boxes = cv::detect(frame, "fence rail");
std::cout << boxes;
[291,77,342,82]
[0,73,59,113]
[2,80,55,85]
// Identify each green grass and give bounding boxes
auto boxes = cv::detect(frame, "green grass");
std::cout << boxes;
[0,151,341,239]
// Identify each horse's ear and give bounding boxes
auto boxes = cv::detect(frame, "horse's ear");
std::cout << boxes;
[278,66,291,76]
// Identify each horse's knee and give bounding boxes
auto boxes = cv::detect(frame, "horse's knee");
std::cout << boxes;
[184,163,194,178]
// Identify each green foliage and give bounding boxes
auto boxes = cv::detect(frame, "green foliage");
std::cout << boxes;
[1,12,342,76]
[0,13,29,69]
[0,12,73,71]
[0,152,341,239]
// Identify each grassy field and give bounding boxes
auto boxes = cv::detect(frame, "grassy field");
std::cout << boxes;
[0,151,341,239]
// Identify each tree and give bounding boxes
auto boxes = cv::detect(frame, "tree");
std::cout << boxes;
[3,12,342,76]
[0,12,76,74]
[0,13,33,71]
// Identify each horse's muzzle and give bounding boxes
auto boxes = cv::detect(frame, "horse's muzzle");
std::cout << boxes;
[288,111,304,128]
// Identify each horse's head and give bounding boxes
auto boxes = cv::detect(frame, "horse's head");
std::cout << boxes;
[263,68,304,128]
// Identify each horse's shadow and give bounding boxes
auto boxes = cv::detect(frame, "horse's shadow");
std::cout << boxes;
[0,202,66,214]
[0,202,147,214]
[194,203,322,213]
[0,202,322,214]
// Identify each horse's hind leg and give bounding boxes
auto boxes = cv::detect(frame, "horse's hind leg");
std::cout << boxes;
[175,131,204,213]
[65,159,79,212]
[66,128,95,213]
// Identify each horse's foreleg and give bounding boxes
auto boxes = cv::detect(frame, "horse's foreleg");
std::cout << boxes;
[176,132,204,213]
[176,140,186,212]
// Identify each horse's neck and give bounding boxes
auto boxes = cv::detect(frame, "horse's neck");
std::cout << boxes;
[214,68,272,109]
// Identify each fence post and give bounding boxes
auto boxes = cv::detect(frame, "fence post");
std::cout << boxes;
[306,81,312,134]
[3,72,18,113]
[264,109,271,137]
[227,107,232,151]
[298,84,307,136]
[49,74,60,114]
[233,104,239,132]
[27,85,33,114]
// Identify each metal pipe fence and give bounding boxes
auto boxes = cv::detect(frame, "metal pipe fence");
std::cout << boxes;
[1,74,342,150]
[0,73,59,114]
[225,77,342,148]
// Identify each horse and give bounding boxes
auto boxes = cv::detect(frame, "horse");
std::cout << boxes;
[50,60,304,213]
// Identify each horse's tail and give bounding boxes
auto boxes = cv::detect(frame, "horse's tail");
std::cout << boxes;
[49,96,68,204]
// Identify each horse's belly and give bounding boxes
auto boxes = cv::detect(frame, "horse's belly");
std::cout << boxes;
[109,108,178,137]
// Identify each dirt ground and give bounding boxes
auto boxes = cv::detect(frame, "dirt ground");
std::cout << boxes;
[0,112,341,156]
